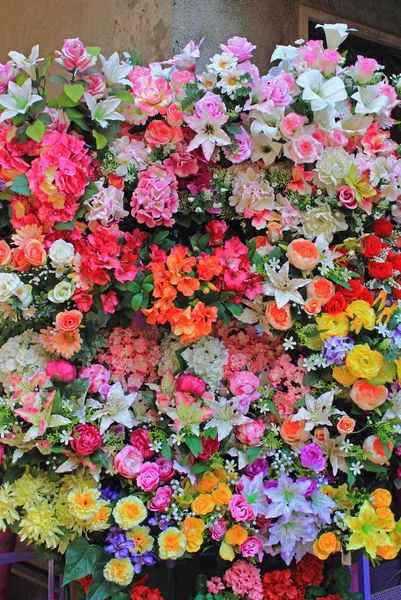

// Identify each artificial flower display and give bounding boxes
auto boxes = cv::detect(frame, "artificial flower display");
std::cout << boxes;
[0,22,400,600]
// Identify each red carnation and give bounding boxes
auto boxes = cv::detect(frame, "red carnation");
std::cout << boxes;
[362,235,382,258]
[324,292,348,315]
[374,217,394,238]
[70,424,102,456]
[368,261,394,279]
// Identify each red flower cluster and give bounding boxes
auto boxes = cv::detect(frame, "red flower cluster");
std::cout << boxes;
[130,575,164,600]
[263,555,324,600]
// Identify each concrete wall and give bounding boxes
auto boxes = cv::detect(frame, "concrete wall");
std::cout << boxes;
[172,0,401,72]
[0,0,173,63]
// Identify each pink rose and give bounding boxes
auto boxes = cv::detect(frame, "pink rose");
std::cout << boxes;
[235,420,265,446]
[228,495,254,521]
[79,364,111,393]
[114,445,143,479]
[350,55,379,84]
[166,103,185,126]
[130,428,155,459]
[46,360,77,382]
[229,372,260,396]
[240,536,263,558]
[210,517,228,541]
[220,37,256,62]
[54,38,96,72]
[83,72,107,99]
[194,92,226,119]
[321,49,341,76]
[148,485,172,512]
[338,185,358,209]
[137,462,160,492]
[156,457,175,483]
[70,424,102,456]
[280,112,305,138]
[284,134,322,163]
[224,127,253,163]
[176,374,206,396]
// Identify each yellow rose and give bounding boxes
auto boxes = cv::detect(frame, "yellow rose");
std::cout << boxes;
[332,365,358,387]
[225,524,248,546]
[313,532,340,560]
[346,300,375,334]
[211,483,232,506]
[197,471,219,494]
[191,494,215,516]
[316,312,349,339]
[345,344,383,380]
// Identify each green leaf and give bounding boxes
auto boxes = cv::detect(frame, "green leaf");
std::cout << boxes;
[225,302,243,316]
[247,446,261,465]
[126,281,141,293]
[66,107,84,121]
[37,112,53,125]
[87,555,123,600]
[10,173,30,196]
[63,538,103,586]
[86,47,102,56]
[186,435,203,457]
[93,130,108,149]
[50,75,69,84]
[262,399,281,423]
[225,122,242,135]
[114,90,134,102]
[64,83,85,103]
[26,119,45,142]
[161,442,172,461]
[54,218,77,231]
[362,460,387,473]
[64,378,89,399]
[303,371,320,386]
[131,292,143,311]
[30,98,46,115]
[91,450,110,469]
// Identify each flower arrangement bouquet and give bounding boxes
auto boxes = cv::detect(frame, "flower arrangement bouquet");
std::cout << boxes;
[0,21,400,600]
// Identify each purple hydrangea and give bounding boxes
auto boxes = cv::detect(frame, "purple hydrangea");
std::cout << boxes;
[322,336,354,364]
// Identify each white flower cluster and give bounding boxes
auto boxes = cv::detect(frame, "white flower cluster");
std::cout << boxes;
[158,333,185,375]
[0,330,51,391]
[181,335,229,389]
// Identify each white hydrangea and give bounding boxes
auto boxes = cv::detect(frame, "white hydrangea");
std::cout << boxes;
[158,334,185,376]
[182,336,229,389]
[0,330,50,392]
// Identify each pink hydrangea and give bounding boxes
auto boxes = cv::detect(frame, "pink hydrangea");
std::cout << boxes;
[131,163,179,227]
[224,560,264,600]
[206,577,225,594]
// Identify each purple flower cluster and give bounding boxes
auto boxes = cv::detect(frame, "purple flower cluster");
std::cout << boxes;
[322,336,354,364]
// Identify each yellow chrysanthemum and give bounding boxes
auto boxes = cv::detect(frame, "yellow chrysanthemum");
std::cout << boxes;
[103,558,134,586]
[67,488,100,521]
[126,526,154,555]
[90,500,112,531]
[18,499,63,550]
[0,483,19,530]
[11,470,56,507]
[113,496,147,529]
[61,470,98,493]
[158,527,187,560]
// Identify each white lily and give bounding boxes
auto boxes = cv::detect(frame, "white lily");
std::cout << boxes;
[292,390,335,431]
[263,261,309,308]
[251,132,282,166]
[204,397,252,441]
[315,23,354,50]
[84,93,124,128]
[351,85,389,115]
[340,112,373,136]
[86,382,138,434]
[249,107,284,139]
[99,52,132,86]
[186,107,230,161]
[0,79,42,122]
[9,45,43,78]
[297,70,347,111]
[270,44,298,64]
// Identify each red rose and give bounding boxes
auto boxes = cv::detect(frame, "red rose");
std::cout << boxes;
[70,424,102,456]
[358,288,374,306]
[130,428,155,459]
[368,261,394,279]
[190,436,220,463]
[324,292,348,315]
[374,217,394,238]
[336,279,362,300]
[73,291,94,312]
[393,284,401,300]
[205,219,229,246]
[362,235,382,258]
[391,254,401,272]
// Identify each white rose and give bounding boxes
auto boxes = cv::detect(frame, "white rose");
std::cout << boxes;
[48,280,75,303]
[0,273,23,302]
[315,147,353,192]
[301,203,348,243]
[48,239,74,268]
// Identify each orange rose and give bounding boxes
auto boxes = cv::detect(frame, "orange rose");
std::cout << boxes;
[287,238,320,271]
[280,417,309,444]
[225,524,248,546]
[363,435,393,465]
[313,428,329,444]
[377,545,398,560]
[197,471,219,494]
[303,297,323,315]
[350,380,387,411]
[0,240,12,266]
[336,415,356,435]
[191,494,215,516]
[307,277,335,306]
[55,310,83,331]
[211,483,232,506]
[12,248,30,272]
[265,301,294,331]
[181,516,205,553]
[313,532,340,560]
[23,239,46,266]
[371,488,392,509]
